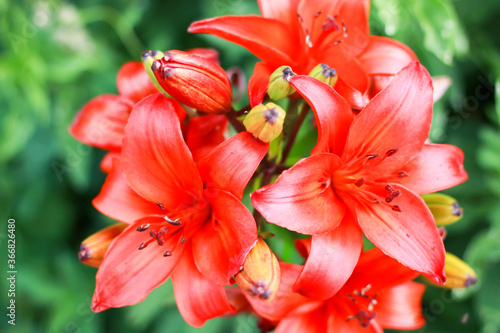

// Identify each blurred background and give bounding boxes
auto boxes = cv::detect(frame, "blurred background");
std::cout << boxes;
[1,0,499,332]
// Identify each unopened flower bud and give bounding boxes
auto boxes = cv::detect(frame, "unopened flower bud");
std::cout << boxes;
[78,223,127,267]
[268,66,296,100]
[186,47,220,65]
[428,252,478,289]
[142,50,168,94]
[243,102,286,143]
[308,63,338,88]
[422,193,464,226]
[151,50,232,114]
[234,238,280,302]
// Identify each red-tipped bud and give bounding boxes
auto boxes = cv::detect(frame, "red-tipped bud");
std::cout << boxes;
[243,102,286,143]
[186,47,220,65]
[234,238,280,302]
[78,223,127,267]
[151,50,232,114]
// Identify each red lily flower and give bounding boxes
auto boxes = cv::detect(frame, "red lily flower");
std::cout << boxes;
[69,60,182,171]
[188,0,417,109]
[70,50,227,172]
[251,62,468,299]
[246,246,426,333]
[90,93,268,326]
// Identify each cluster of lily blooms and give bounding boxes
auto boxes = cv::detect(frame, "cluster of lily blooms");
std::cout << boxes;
[71,0,476,331]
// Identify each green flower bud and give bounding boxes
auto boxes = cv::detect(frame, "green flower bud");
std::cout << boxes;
[308,63,338,88]
[425,252,478,289]
[243,102,286,143]
[268,66,296,101]
[422,193,464,226]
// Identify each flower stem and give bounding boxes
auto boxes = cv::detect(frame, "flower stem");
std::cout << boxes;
[234,95,270,117]
[280,102,310,166]
[226,108,246,133]
[254,162,275,231]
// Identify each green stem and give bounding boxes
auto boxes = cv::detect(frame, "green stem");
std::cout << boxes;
[253,162,275,231]
[280,103,310,166]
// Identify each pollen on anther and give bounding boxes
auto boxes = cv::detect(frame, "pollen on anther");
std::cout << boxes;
[156,202,165,210]
[164,216,181,225]
[354,177,365,187]
[367,153,379,160]
[386,148,399,157]
[391,205,402,212]
[163,251,173,257]
[138,242,148,250]
[136,223,150,232]
[180,237,185,245]
[397,171,409,178]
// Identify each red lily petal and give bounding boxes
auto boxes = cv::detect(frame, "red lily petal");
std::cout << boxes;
[322,53,369,94]
[293,213,362,300]
[187,47,220,65]
[192,188,257,285]
[197,132,268,199]
[225,286,252,312]
[188,16,296,67]
[334,77,369,111]
[116,61,159,103]
[376,281,426,330]
[367,74,393,100]
[92,216,183,311]
[342,62,433,173]
[169,97,188,123]
[246,262,321,321]
[252,153,346,235]
[386,143,468,195]
[298,0,369,44]
[336,0,371,55]
[172,245,235,327]
[289,75,353,156]
[258,0,301,29]
[298,0,370,59]
[295,237,312,259]
[275,306,329,333]
[70,95,133,151]
[185,114,228,162]
[93,161,164,224]
[346,247,420,292]
[353,184,446,284]
[122,94,203,212]
[100,151,120,173]
[248,62,273,107]
[358,36,417,76]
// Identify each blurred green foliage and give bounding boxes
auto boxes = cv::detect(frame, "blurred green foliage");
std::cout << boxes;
[1,0,499,332]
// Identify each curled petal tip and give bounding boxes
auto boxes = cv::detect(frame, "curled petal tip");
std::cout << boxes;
[91,295,108,313]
